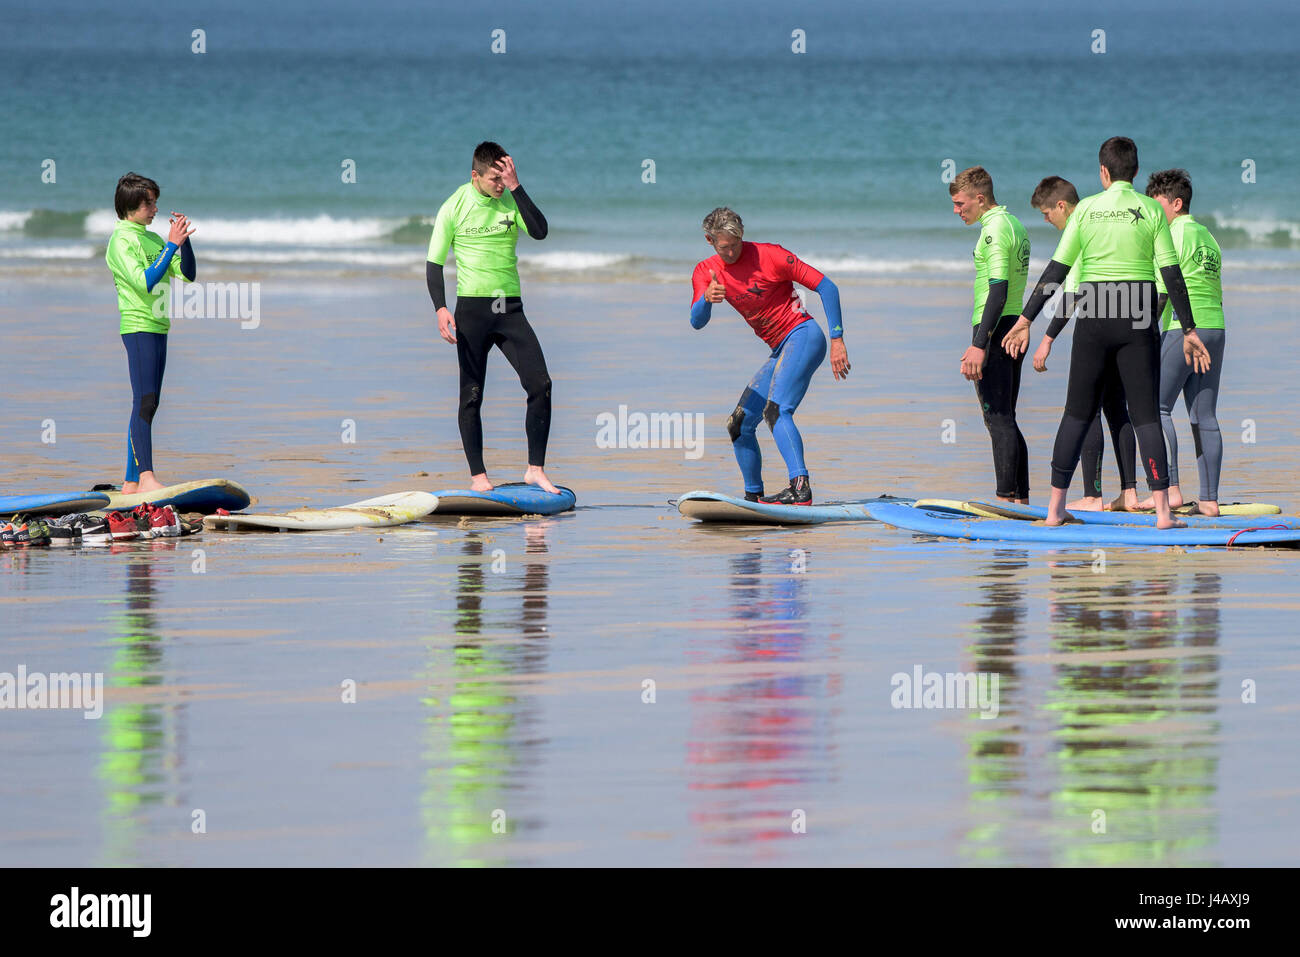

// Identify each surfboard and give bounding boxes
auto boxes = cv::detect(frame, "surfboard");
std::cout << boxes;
[867,503,1300,547]
[1172,502,1281,516]
[203,491,438,532]
[429,482,575,516]
[958,500,1300,529]
[677,491,911,525]
[0,491,111,516]
[95,479,252,514]
[913,499,1011,518]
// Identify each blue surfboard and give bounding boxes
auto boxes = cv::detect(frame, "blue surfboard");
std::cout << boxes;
[867,503,1300,547]
[93,479,252,514]
[0,491,111,516]
[677,491,911,525]
[430,482,576,516]
[964,500,1300,530]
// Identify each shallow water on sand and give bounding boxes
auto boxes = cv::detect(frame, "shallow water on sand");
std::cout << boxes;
[2,279,1298,865]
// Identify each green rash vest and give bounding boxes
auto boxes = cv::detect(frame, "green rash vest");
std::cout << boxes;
[1154,215,1223,332]
[105,220,192,334]
[427,182,530,298]
[1050,181,1178,283]
[971,206,1030,327]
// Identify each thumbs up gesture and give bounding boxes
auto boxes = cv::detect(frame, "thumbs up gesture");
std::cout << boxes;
[705,269,726,303]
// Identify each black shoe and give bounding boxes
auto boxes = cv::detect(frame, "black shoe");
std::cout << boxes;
[759,476,812,506]
[744,491,763,503]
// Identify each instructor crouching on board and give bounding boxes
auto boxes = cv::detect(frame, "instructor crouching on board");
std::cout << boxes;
[427,141,560,494]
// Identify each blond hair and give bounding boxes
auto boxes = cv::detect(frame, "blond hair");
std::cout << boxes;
[702,207,744,239]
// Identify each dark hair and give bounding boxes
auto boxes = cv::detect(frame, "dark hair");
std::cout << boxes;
[472,141,508,175]
[115,172,160,219]
[949,166,995,205]
[1098,136,1139,182]
[1030,176,1079,210]
[1145,168,1193,212]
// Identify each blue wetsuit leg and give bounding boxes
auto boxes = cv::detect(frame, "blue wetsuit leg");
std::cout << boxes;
[765,320,827,480]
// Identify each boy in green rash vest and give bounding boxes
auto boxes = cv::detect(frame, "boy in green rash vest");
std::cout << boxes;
[1002,137,1212,529]
[1028,176,1139,513]
[426,142,560,494]
[105,173,197,494]
[952,166,1032,504]
[1134,169,1227,517]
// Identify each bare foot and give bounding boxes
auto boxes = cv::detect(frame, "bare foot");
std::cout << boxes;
[1157,516,1187,529]
[1140,486,1185,511]
[1067,495,1104,511]
[469,473,494,492]
[524,465,560,494]
[135,471,166,494]
[121,482,140,495]
[1108,491,1139,512]
[1192,500,1220,517]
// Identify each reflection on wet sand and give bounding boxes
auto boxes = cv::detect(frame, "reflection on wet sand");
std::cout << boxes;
[420,522,552,866]
[962,558,1222,866]
[98,542,188,866]
[686,546,837,860]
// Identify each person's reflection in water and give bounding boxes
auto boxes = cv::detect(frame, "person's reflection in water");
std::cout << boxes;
[421,521,552,866]
[961,549,1031,864]
[98,548,187,866]
[686,545,832,859]
[1047,564,1222,865]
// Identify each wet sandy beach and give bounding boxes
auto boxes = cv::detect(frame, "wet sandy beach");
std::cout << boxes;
[2,276,1298,865]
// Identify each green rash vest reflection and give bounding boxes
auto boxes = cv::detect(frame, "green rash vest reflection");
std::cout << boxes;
[1155,215,1224,332]
[1050,181,1179,282]
[427,182,530,298]
[971,206,1030,326]
[105,220,193,335]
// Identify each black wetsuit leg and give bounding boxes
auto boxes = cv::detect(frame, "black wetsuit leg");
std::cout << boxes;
[975,314,1030,499]
[454,296,552,475]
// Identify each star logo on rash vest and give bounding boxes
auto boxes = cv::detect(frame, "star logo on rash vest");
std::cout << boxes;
[1127,207,1144,224]
[499,216,515,231]
[746,282,764,297]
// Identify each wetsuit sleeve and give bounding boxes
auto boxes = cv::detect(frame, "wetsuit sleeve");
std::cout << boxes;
[1021,259,1071,325]
[510,185,547,240]
[1158,264,1196,332]
[972,280,1008,349]
[1045,289,1073,339]
[144,242,179,293]
[426,261,448,311]
[178,239,196,281]
[690,263,712,328]
[815,276,843,339]
[427,200,454,266]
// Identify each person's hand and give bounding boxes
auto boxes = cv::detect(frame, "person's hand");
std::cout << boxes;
[704,270,726,303]
[830,337,850,380]
[961,345,986,381]
[1183,330,1211,373]
[1001,316,1031,358]
[167,213,195,246]
[493,155,520,190]
[437,306,457,344]
[1032,336,1053,372]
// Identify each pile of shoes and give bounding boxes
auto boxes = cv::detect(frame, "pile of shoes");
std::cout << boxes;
[0,504,203,548]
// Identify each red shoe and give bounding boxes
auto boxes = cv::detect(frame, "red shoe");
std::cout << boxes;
[106,511,140,541]
[148,504,181,538]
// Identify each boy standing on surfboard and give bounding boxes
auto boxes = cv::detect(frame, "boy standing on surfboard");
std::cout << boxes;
[105,172,196,495]
[1002,137,1212,529]
[426,142,559,494]
[1133,169,1227,517]
[952,166,1032,505]
[689,207,850,505]
[1027,175,1138,513]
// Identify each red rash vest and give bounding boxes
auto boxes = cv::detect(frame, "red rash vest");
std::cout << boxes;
[692,242,825,349]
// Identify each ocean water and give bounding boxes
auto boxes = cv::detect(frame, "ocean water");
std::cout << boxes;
[2,0,1299,282]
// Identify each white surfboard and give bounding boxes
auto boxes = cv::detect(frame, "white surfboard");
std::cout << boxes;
[202,491,438,532]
